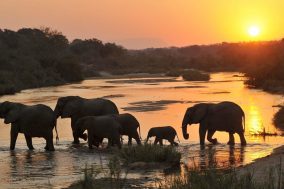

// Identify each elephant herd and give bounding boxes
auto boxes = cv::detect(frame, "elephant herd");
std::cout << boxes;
[0,96,247,151]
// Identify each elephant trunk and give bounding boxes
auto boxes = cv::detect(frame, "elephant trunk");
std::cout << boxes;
[182,125,189,139]
[182,112,190,139]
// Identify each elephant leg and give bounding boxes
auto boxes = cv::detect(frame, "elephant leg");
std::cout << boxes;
[133,133,142,145]
[199,126,206,145]
[114,137,122,149]
[24,134,34,150]
[80,133,88,141]
[106,138,114,148]
[72,132,80,144]
[154,137,159,145]
[159,139,163,146]
[10,129,18,150]
[45,133,55,151]
[88,134,94,149]
[168,138,178,146]
[227,132,235,145]
[207,129,217,144]
[128,136,132,146]
[238,132,247,146]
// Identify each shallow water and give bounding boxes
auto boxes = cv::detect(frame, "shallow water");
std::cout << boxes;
[0,72,283,188]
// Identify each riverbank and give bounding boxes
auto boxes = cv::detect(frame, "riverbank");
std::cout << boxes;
[237,145,284,184]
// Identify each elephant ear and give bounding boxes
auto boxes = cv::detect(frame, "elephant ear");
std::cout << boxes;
[191,104,208,123]
[61,100,81,118]
[4,109,20,124]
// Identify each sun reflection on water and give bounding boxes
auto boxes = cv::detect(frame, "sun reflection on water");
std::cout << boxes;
[248,104,263,134]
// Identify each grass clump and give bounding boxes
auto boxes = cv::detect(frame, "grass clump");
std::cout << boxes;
[67,156,126,189]
[182,70,210,81]
[160,167,282,189]
[118,144,181,165]
[165,70,183,77]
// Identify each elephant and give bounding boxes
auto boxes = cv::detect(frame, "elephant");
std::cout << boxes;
[0,101,58,151]
[54,96,119,144]
[112,113,141,146]
[182,101,246,146]
[75,115,121,149]
[145,126,180,146]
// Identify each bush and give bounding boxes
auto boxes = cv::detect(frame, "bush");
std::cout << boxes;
[118,144,181,165]
[273,107,284,131]
[182,70,210,81]
[165,70,183,77]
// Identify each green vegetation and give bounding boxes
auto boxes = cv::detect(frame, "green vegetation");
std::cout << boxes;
[274,107,284,131]
[68,156,126,189]
[160,167,283,189]
[67,145,181,189]
[0,27,125,95]
[182,70,210,81]
[118,144,181,165]
[2,27,284,95]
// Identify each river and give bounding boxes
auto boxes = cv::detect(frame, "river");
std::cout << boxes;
[0,72,283,188]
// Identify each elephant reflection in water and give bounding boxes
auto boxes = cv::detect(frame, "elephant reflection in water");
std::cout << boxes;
[194,145,245,169]
[9,151,56,181]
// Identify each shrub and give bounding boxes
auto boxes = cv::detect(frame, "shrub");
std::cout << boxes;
[118,144,181,165]
[182,70,210,81]
[273,107,284,131]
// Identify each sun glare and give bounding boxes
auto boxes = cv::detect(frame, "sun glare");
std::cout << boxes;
[248,25,260,37]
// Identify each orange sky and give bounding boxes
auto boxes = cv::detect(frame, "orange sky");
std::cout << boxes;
[0,0,283,49]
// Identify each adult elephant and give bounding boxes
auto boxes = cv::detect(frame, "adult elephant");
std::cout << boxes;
[0,101,58,151]
[182,101,246,146]
[75,115,121,149]
[54,96,119,144]
[112,113,141,146]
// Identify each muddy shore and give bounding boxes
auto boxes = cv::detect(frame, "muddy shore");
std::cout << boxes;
[238,145,284,183]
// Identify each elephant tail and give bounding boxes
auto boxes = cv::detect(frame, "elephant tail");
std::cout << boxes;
[54,119,59,144]
[243,114,246,132]
[138,124,142,140]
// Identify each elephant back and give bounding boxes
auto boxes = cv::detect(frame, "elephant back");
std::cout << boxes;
[208,102,244,132]
[18,104,55,133]
[92,115,121,136]
[81,98,119,116]
[116,113,140,134]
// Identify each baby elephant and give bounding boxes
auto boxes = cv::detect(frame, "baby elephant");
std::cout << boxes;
[112,113,141,146]
[146,126,180,146]
[75,115,121,149]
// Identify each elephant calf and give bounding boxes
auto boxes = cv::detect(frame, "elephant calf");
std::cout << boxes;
[75,115,121,149]
[0,101,58,151]
[112,113,141,146]
[146,126,180,146]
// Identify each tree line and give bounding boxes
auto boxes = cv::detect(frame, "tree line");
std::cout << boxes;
[1,27,284,95]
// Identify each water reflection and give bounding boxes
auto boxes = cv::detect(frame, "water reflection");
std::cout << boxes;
[249,104,263,134]
[9,151,56,182]
[187,145,245,170]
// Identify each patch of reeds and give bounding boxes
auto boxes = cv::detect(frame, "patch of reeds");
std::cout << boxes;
[118,144,181,165]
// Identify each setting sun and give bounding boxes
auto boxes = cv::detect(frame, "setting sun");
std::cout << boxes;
[248,25,260,37]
